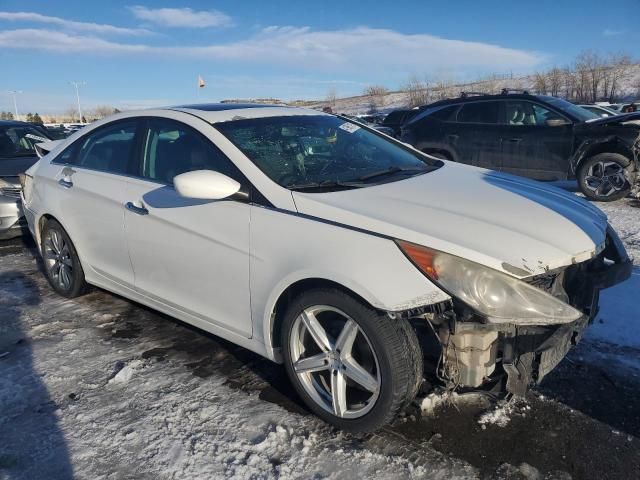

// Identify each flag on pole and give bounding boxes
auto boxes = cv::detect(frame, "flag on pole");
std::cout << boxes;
[198,75,206,88]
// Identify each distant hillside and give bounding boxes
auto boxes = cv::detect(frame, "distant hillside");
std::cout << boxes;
[308,63,640,115]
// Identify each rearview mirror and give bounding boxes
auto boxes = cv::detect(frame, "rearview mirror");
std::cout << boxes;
[546,118,571,127]
[174,170,241,200]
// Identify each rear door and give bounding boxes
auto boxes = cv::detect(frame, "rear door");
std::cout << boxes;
[124,116,252,337]
[48,120,139,287]
[453,101,502,169]
[498,100,573,180]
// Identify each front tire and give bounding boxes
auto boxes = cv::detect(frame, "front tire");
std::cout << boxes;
[281,288,422,433]
[578,153,632,202]
[41,219,88,298]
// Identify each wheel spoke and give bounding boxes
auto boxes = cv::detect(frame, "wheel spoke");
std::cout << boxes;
[334,319,359,356]
[51,231,62,254]
[300,309,332,352]
[59,265,71,289]
[294,353,329,373]
[331,370,348,417]
[343,357,379,393]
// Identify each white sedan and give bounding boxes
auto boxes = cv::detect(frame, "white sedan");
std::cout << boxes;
[21,104,632,432]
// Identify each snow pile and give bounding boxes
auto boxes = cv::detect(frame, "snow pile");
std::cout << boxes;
[477,399,530,428]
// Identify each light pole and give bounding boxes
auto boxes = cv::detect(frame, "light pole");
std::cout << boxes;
[69,81,86,123]
[7,90,22,120]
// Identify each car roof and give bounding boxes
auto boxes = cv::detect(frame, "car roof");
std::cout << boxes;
[0,120,38,127]
[168,103,328,123]
[426,93,555,109]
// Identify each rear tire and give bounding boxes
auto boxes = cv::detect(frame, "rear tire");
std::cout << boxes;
[577,153,632,202]
[280,288,422,433]
[41,219,88,298]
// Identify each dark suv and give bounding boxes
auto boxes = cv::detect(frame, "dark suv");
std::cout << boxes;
[401,92,640,201]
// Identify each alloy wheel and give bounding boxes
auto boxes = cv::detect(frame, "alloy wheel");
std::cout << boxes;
[289,305,381,419]
[43,229,73,291]
[584,161,628,198]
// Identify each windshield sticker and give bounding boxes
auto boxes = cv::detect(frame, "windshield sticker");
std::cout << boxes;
[338,123,360,134]
[25,133,49,143]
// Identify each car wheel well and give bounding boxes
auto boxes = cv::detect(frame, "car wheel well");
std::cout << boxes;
[579,143,634,170]
[38,214,57,244]
[269,278,374,350]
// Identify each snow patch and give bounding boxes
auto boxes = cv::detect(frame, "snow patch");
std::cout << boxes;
[478,398,530,428]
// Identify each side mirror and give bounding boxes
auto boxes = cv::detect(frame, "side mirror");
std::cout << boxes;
[174,170,241,200]
[546,118,571,127]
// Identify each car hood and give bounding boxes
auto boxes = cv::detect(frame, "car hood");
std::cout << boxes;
[582,111,640,127]
[292,162,609,278]
[0,155,40,178]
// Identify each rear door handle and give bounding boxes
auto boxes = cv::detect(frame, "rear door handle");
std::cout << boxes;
[504,137,522,143]
[58,178,73,188]
[125,202,149,216]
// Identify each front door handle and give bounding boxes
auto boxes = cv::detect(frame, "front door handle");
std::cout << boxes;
[58,178,73,188]
[504,137,522,143]
[125,202,149,216]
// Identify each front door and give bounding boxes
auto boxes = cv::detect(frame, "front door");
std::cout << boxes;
[453,101,502,170]
[124,117,252,337]
[499,100,574,180]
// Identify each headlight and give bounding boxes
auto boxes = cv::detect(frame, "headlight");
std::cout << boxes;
[396,240,582,324]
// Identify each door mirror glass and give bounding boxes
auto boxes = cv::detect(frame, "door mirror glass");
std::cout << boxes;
[546,118,571,127]
[174,170,241,200]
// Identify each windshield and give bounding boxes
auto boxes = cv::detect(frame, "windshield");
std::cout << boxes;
[544,97,599,122]
[215,115,440,191]
[0,125,51,158]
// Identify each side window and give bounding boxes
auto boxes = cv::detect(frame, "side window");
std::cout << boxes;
[53,143,77,164]
[456,102,498,124]
[140,118,241,185]
[531,103,565,126]
[430,105,459,121]
[74,122,137,174]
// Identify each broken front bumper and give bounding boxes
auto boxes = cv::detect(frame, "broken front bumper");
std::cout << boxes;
[434,229,633,396]
[502,241,632,396]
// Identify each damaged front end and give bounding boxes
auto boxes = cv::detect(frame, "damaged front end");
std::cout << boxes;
[399,226,632,397]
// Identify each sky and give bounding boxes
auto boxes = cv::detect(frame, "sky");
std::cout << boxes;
[0,0,637,114]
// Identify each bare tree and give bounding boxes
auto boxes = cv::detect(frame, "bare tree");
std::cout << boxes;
[548,67,562,97]
[90,105,117,120]
[533,71,549,95]
[325,88,338,109]
[602,53,632,102]
[403,75,430,107]
[363,85,389,112]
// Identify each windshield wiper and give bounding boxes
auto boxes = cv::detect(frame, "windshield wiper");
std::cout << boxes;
[357,166,430,181]
[288,179,363,192]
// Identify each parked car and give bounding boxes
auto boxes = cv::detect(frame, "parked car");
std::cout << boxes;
[340,114,396,136]
[401,92,640,201]
[578,104,619,117]
[22,104,631,432]
[380,108,421,138]
[0,120,52,240]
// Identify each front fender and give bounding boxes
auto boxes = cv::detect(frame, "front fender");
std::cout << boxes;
[250,206,450,361]
[570,135,638,175]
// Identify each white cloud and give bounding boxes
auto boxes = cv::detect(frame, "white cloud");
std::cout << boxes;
[0,26,544,75]
[128,6,232,28]
[603,28,624,37]
[0,11,150,35]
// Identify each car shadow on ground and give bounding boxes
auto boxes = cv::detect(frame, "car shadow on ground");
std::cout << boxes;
[0,270,74,480]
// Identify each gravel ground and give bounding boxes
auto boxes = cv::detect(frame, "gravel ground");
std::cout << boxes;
[0,196,638,480]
